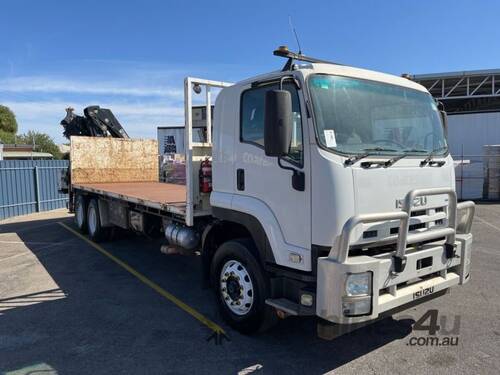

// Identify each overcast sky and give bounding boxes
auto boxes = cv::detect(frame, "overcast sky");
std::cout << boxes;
[1,0,499,143]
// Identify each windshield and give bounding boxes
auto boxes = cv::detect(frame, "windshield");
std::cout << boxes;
[308,74,447,155]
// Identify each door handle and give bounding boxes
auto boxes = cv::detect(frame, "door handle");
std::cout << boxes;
[237,169,245,191]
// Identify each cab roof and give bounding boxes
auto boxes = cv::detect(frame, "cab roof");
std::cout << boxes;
[234,62,429,94]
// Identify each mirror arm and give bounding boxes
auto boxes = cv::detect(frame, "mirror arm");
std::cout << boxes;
[279,75,301,90]
[277,156,295,172]
[278,157,305,192]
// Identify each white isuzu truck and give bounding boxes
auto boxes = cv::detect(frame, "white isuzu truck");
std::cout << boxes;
[69,47,475,335]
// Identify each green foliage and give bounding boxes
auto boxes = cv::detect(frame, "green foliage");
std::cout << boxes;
[0,105,18,134]
[0,106,62,159]
[17,130,62,159]
[0,129,16,144]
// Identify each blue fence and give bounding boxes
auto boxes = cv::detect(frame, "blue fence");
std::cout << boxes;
[0,160,69,220]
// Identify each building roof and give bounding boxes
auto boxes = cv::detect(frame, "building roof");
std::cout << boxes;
[1,144,35,152]
[411,69,500,81]
[411,69,500,114]
[1,151,53,159]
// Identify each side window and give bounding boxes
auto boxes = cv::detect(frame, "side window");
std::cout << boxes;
[240,83,303,164]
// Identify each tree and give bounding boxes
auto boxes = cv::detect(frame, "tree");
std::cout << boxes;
[17,131,62,159]
[0,105,18,134]
[0,129,16,144]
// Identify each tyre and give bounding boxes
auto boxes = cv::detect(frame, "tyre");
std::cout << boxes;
[86,199,109,242]
[74,194,87,233]
[210,239,277,334]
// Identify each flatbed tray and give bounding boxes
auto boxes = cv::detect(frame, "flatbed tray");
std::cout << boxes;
[73,182,188,216]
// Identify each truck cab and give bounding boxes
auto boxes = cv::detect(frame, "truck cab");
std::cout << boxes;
[203,49,474,332]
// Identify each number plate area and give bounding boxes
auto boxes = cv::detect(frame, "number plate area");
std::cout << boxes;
[413,286,434,300]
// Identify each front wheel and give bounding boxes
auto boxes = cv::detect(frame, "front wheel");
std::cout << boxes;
[210,239,277,334]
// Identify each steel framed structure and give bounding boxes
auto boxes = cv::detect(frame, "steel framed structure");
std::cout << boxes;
[411,69,500,100]
[411,69,500,114]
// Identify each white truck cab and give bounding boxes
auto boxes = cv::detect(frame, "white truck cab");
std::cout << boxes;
[204,47,474,332]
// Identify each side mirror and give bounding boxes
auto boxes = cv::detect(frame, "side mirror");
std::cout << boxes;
[264,90,292,157]
[440,110,448,138]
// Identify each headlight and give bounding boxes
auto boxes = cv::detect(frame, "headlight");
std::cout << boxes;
[345,272,372,296]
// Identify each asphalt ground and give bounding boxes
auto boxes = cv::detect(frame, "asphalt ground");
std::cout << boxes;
[0,205,499,375]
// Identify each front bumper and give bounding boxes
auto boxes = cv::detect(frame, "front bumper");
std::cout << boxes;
[316,233,472,324]
[316,188,474,325]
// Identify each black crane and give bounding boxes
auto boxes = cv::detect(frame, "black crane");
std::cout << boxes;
[61,106,129,139]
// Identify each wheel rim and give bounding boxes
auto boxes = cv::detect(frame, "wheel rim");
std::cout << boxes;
[88,205,97,235]
[220,260,254,315]
[76,200,84,227]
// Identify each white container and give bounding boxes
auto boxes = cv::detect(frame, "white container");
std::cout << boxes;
[483,145,500,199]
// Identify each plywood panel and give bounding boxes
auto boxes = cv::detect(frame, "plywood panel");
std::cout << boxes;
[71,137,158,184]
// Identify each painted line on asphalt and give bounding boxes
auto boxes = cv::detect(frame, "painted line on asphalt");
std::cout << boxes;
[475,215,500,233]
[58,222,226,336]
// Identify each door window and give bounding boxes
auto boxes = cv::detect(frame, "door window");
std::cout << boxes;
[240,82,303,164]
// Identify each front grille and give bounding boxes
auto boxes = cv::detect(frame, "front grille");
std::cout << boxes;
[363,230,378,239]
[390,221,432,235]
[357,204,448,246]
[409,223,426,231]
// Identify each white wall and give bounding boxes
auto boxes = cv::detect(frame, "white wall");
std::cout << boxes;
[448,112,500,199]
[448,112,500,157]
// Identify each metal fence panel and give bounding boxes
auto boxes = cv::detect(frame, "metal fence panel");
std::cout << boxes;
[0,160,69,220]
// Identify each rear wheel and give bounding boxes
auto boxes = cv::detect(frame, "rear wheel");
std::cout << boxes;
[86,199,109,242]
[210,239,277,334]
[74,194,87,233]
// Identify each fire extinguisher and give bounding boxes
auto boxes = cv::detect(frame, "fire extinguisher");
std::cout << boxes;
[199,157,212,193]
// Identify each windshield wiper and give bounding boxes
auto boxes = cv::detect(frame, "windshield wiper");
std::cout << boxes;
[420,147,447,167]
[362,147,399,153]
[384,154,407,167]
[382,148,434,167]
[402,148,428,153]
[383,148,429,167]
[344,147,399,166]
[356,148,400,168]
[344,147,400,167]
[344,152,370,166]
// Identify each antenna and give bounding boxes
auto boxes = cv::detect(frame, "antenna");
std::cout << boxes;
[288,16,302,55]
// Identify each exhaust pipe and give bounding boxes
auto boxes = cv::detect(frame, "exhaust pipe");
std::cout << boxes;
[164,224,200,250]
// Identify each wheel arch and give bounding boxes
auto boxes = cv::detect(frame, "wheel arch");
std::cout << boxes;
[201,208,275,280]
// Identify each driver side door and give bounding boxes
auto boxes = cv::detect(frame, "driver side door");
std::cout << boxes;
[234,80,311,251]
